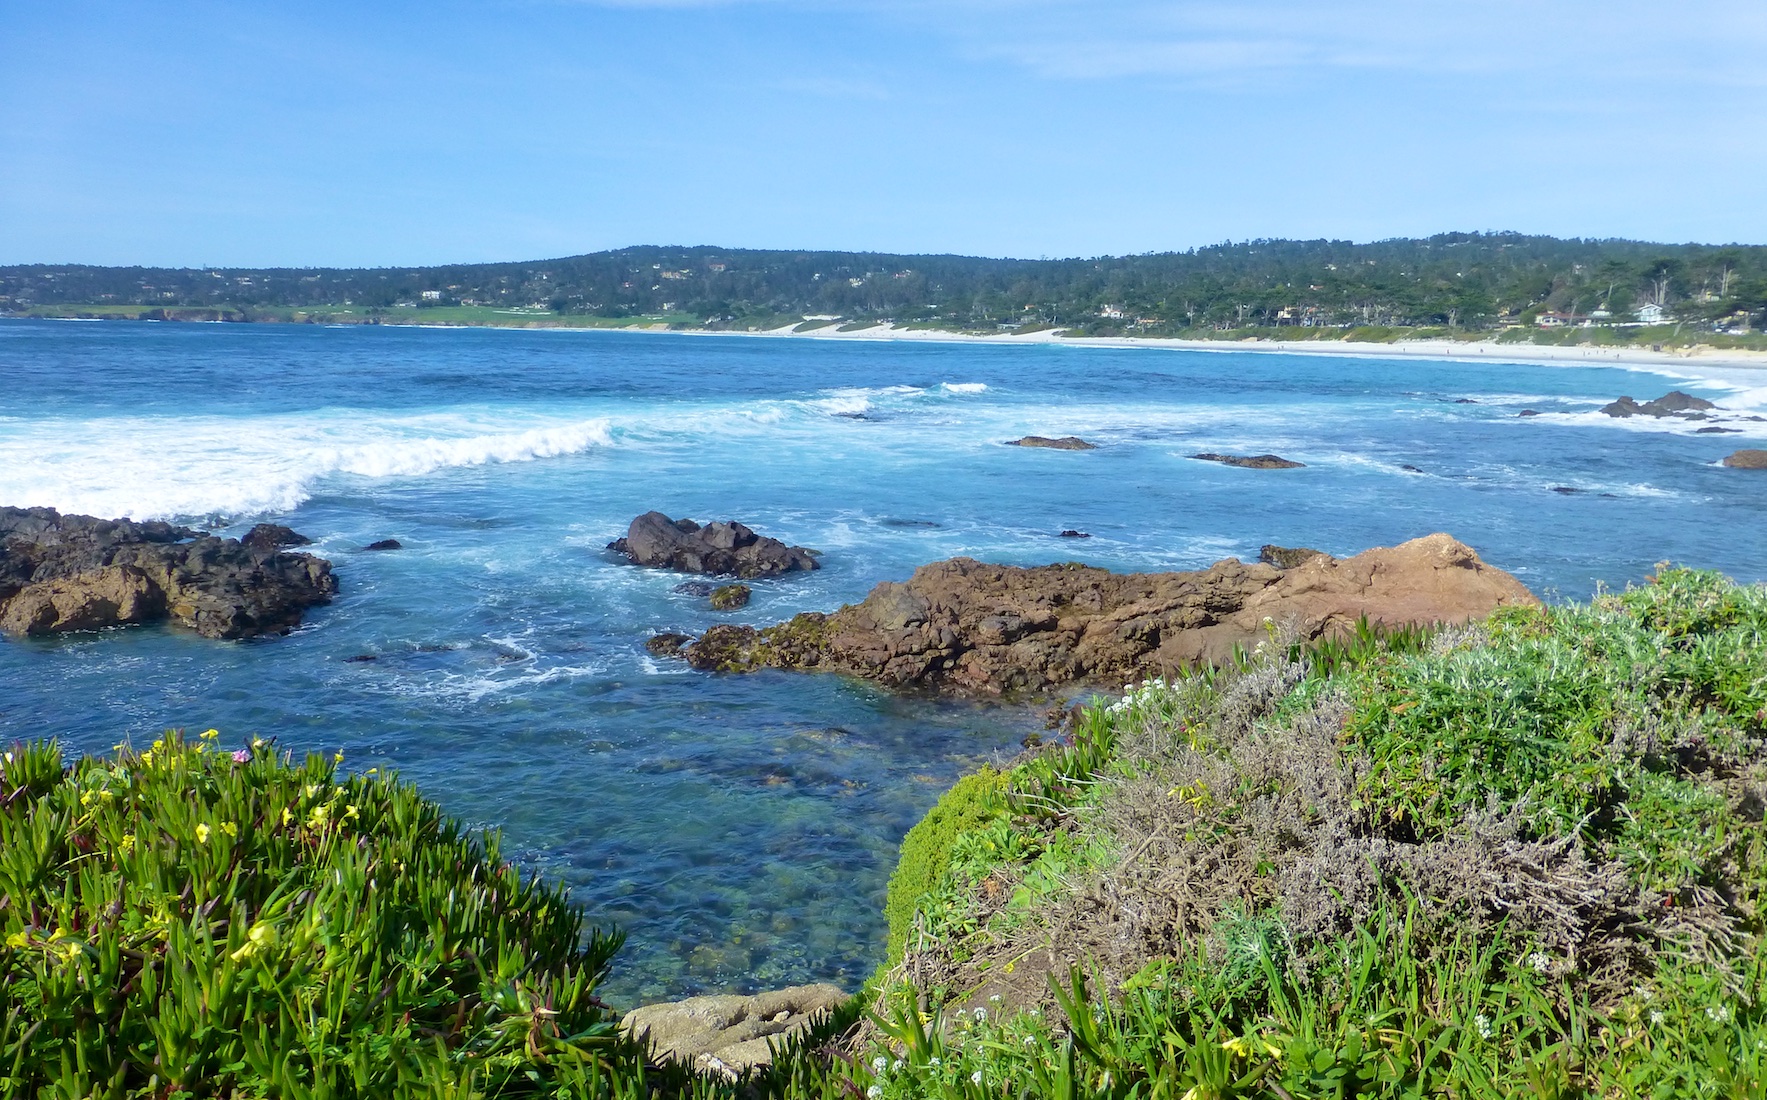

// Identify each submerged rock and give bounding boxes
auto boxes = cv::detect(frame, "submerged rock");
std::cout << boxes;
[364,538,403,551]
[1190,452,1306,469]
[709,583,752,610]
[1005,436,1097,450]
[0,506,335,639]
[674,534,1536,696]
[1721,449,1767,469]
[608,511,819,578]
[621,984,848,1080]
[644,632,694,656]
[1059,530,1091,539]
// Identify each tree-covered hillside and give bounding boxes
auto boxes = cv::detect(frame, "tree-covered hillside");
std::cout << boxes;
[4,233,1765,334]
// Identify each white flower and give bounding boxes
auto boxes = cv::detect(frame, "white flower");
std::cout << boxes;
[1527,951,1551,974]
[929,1058,940,1067]
[971,1070,984,1085]
[873,1056,888,1073]
[1023,1035,1036,1046]
[989,994,1002,1004]
[1708,1005,1732,1024]
[867,1087,882,1099]
[1634,985,1656,1003]
[973,1008,987,1022]
[1649,1009,1666,1026]
[1473,1013,1493,1040]
[892,1060,904,1073]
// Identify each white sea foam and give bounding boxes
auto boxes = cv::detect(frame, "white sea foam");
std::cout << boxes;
[0,412,613,522]
[940,382,989,394]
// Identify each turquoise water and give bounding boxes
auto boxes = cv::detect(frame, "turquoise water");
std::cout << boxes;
[2,319,1764,1001]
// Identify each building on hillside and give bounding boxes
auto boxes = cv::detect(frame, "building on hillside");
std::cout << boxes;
[1098,304,1125,319]
[421,290,442,301]
[1636,303,1670,325]
[1535,311,1581,328]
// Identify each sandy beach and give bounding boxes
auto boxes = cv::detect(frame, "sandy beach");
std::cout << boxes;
[699,320,1767,373]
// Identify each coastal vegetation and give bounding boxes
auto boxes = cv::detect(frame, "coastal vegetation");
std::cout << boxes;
[5,234,1766,346]
[7,564,1764,1096]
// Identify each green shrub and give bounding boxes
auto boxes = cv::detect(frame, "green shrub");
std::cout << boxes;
[882,769,1008,964]
[0,733,639,1099]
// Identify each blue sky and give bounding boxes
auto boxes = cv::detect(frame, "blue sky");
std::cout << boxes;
[3,0,1764,266]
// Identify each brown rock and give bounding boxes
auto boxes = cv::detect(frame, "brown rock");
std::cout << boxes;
[0,506,335,640]
[1259,545,1327,569]
[1722,449,1767,469]
[679,534,1536,696]
[621,983,848,1079]
[609,511,819,579]
[1190,452,1306,469]
[644,632,694,656]
[710,583,752,610]
[1005,436,1097,450]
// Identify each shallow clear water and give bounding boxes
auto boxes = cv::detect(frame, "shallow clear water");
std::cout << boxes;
[2,319,1764,1001]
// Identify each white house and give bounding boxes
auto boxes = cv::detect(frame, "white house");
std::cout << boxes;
[1636,303,1670,325]
[1099,304,1125,319]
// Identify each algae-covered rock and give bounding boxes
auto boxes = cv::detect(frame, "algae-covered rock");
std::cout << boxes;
[709,583,751,610]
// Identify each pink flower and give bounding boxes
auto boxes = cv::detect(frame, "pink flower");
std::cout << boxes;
[232,749,252,763]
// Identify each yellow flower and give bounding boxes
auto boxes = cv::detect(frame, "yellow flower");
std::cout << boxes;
[5,931,29,949]
[333,750,345,764]
[61,940,83,961]
[306,804,330,830]
[220,821,238,839]
[201,728,220,740]
[119,833,136,853]
[195,823,212,843]
[280,806,293,826]
[230,921,279,961]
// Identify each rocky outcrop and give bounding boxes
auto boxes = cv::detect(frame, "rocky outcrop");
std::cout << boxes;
[676,535,1536,696]
[1190,453,1306,469]
[242,523,311,553]
[1258,544,1326,569]
[1722,449,1767,469]
[1005,436,1097,450]
[0,506,335,639]
[609,512,819,578]
[710,583,752,610]
[1600,391,1719,419]
[621,984,848,1079]
[364,538,403,551]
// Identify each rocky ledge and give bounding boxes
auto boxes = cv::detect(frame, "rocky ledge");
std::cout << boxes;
[1600,390,1718,419]
[621,984,847,1079]
[1004,435,1097,450]
[1721,449,1767,469]
[609,511,819,578]
[0,507,336,639]
[672,534,1535,696]
[1190,452,1306,469]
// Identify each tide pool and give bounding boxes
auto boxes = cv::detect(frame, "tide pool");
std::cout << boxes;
[2,318,1763,1001]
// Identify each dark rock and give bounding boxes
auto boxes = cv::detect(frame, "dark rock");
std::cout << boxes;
[1059,530,1091,539]
[645,633,694,656]
[345,654,378,663]
[242,523,312,553]
[1518,410,1541,417]
[1602,391,1721,419]
[364,539,403,551]
[881,518,940,528]
[709,583,752,610]
[673,581,716,597]
[1697,427,1742,434]
[678,535,1535,696]
[1721,449,1767,469]
[1190,453,1306,469]
[0,506,335,640]
[1550,486,1583,494]
[608,512,819,579]
[1400,464,1424,473]
[1453,398,1479,404]
[1259,544,1327,569]
[1005,436,1097,450]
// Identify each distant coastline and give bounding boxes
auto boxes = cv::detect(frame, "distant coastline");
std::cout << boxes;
[11,307,1767,373]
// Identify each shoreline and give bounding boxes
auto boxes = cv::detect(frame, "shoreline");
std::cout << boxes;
[12,309,1767,374]
[682,320,1767,373]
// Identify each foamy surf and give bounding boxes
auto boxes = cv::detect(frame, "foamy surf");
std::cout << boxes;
[0,412,613,522]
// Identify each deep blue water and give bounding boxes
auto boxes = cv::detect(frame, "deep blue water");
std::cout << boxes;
[2,318,1764,1001]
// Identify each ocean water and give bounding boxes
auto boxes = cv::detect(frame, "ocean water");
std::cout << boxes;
[2,318,1764,1002]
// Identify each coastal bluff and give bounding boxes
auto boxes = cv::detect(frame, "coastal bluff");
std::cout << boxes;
[676,534,1536,695]
[0,507,336,639]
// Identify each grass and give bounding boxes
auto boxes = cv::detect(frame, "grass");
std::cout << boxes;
[8,566,1766,1097]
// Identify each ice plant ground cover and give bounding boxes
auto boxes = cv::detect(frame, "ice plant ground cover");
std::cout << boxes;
[0,733,653,1098]
[4,565,1766,1098]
